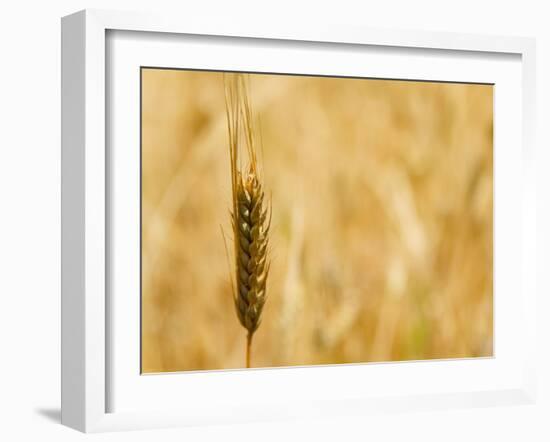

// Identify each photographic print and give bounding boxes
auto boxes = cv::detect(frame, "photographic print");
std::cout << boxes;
[141,69,493,373]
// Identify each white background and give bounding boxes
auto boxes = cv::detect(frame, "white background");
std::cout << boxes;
[0,1,548,441]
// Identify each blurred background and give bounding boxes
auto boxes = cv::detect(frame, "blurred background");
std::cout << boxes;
[141,69,493,373]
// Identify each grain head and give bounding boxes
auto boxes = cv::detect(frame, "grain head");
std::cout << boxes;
[225,73,271,367]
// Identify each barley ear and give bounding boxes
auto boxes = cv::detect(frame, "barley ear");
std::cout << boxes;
[224,73,271,368]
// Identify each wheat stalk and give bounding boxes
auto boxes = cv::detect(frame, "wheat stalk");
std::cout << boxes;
[224,74,271,368]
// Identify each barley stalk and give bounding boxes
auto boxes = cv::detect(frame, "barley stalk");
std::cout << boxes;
[225,74,271,368]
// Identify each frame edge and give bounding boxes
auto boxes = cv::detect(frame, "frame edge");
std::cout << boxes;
[61,9,108,433]
[61,9,87,432]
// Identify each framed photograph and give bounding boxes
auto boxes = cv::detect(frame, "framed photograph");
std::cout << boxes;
[61,9,537,432]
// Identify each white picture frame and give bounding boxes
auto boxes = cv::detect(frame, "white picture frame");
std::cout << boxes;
[61,9,537,433]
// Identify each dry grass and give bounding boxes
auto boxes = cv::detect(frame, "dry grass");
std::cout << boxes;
[141,69,493,372]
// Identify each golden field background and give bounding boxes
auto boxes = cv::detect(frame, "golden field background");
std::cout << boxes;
[141,69,493,373]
